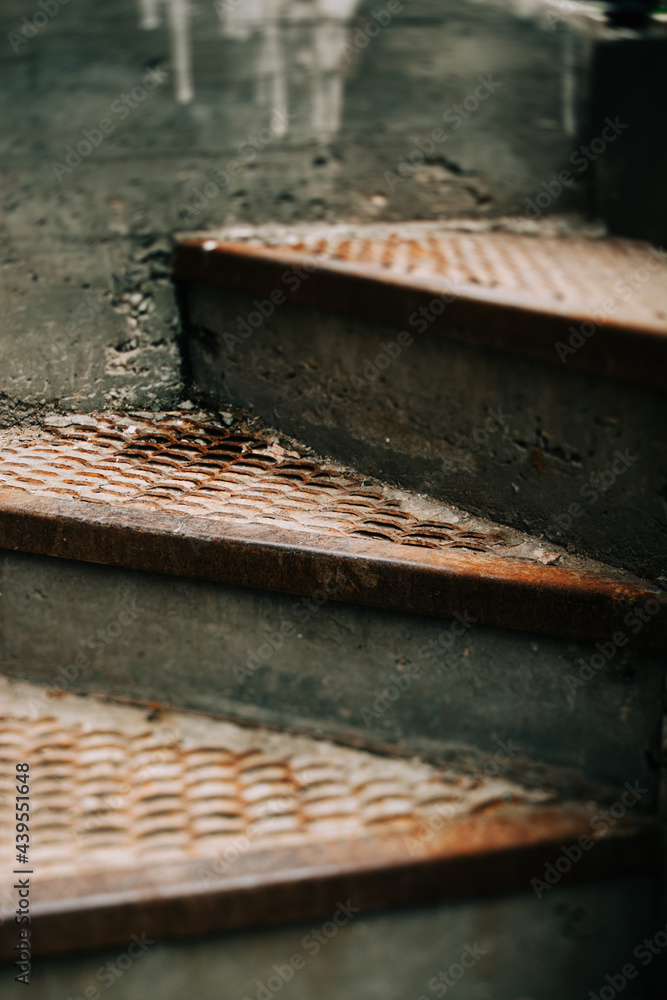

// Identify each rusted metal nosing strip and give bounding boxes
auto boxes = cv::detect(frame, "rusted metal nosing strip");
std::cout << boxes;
[12,821,658,958]
[0,489,664,647]
[173,240,667,391]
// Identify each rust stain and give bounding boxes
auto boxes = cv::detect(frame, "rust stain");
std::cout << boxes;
[531,446,544,472]
[0,686,550,868]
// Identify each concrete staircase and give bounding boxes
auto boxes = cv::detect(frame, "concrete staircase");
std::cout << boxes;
[1,225,666,995]
[2,0,667,992]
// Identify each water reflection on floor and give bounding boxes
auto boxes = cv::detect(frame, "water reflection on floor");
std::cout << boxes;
[138,0,362,139]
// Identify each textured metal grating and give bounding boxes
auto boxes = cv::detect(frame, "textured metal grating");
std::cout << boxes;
[0,411,507,554]
[184,223,667,329]
[0,679,549,878]
[0,678,657,957]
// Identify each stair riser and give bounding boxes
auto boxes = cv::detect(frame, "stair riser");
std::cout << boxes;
[2,873,661,1000]
[186,285,667,582]
[2,552,662,797]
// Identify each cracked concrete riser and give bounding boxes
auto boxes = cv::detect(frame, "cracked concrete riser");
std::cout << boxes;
[0,239,184,426]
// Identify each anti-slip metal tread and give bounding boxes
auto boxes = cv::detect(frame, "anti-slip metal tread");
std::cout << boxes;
[174,224,667,389]
[0,410,665,647]
[0,679,658,956]
[0,411,508,553]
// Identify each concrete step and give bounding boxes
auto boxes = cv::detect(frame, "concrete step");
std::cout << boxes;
[0,409,664,645]
[174,224,667,581]
[0,409,664,798]
[0,677,659,959]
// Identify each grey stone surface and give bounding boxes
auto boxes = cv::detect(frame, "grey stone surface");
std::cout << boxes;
[1,551,663,796]
[0,0,614,423]
[1,875,663,1000]
[0,239,183,422]
[187,284,667,581]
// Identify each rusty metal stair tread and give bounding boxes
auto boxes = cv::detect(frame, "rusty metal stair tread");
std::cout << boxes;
[0,678,658,957]
[0,409,664,647]
[174,224,667,390]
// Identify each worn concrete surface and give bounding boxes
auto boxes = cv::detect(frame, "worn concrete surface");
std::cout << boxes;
[0,238,183,421]
[1,550,663,796]
[1,874,664,1000]
[0,0,625,424]
[187,284,667,581]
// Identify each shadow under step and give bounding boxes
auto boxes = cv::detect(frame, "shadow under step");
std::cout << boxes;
[0,678,659,959]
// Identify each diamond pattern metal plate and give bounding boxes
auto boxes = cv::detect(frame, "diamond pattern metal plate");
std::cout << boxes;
[178,222,667,330]
[0,678,657,956]
[0,411,505,554]
[174,224,667,391]
[0,679,549,875]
